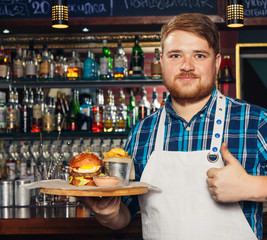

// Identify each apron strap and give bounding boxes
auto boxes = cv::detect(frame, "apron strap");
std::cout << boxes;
[208,90,226,162]
[154,107,166,151]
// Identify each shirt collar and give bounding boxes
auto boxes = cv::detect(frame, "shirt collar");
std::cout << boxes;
[165,87,218,122]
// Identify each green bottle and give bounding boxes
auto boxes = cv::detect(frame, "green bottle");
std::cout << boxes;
[67,89,80,131]
[99,40,113,79]
[126,90,138,131]
[129,36,144,77]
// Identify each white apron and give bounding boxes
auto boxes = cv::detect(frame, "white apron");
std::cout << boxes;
[139,91,257,240]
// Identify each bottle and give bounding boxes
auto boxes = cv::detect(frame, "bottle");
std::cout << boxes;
[116,89,127,132]
[67,50,82,79]
[92,89,104,132]
[55,91,65,132]
[27,88,34,131]
[0,41,8,79]
[99,40,113,79]
[43,97,55,133]
[67,89,80,131]
[0,91,6,133]
[79,95,92,131]
[13,44,24,79]
[14,88,21,132]
[103,90,116,132]
[6,143,17,181]
[151,48,161,79]
[20,86,30,133]
[151,87,161,112]
[138,87,151,121]
[31,89,42,133]
[54,49,65,78]
[48,50,55,78]
[0,142,7,180]
[6,86,18,133]
[39,45,50,78]
[161,92,167,107]
[83,50,96,79]
[129,36,144,76]
[62,92,69,114]
[126,90,137,131]
[25,40,38,79]
[114,41,128,80]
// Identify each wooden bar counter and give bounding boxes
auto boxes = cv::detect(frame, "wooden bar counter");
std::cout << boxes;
[1,204,267,239]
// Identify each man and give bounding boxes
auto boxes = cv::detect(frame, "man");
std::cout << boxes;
[82,13,267,239]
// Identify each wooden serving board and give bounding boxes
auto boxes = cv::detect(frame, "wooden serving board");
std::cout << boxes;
[40,186,148,197]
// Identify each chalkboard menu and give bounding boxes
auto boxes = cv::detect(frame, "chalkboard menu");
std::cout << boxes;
[243,1,267,18]
[0,0,218,19]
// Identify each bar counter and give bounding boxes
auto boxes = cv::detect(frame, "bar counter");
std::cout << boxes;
[0,204,142,240]
[1,204,267,239]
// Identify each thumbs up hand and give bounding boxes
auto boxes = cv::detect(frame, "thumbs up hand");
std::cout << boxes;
[206,142,251,202]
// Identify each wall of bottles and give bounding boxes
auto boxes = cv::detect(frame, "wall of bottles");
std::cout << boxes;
[0,36,162,80]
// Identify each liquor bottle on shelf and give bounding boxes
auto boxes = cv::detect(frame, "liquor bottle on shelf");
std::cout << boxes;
[43,97,55,133]
[27,88,34,131]
[99,40,113,79]
[79,95,92,131]
[114,41,128,80]
[6,142,17,180]
[62,92,69,114]
[48,50,55,78]
[39,45,50,79]
[83,50,97,79]
[0,141,7,180]
[129,35,144,77]
[151,87,161,112]
[25,40,38,79]
[0,91,6,133]
[55,91,65,132]
[6,86,18,133]
[138,86,151,121]
[151,48,161,79]
[31,89,43,133]
[67,50,82,79]
[126,90,138,131]
[116,89,127,132]
[0,41,8,79]
[14,88,21,132]
[67,89,80,131]
[13,44,24,79]
[54,49,65,78]
[161,92,167,107]
[103,90,116,132]
[92,89,104,132]
[20,86,30,133]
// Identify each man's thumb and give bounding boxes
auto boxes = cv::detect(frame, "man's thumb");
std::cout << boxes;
[221,142,236,165]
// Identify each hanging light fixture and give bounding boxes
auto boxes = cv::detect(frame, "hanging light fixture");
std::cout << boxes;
[52,0,69,29]
[227,0,244,28]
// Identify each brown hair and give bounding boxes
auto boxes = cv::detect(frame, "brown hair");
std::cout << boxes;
[161,13,220,56]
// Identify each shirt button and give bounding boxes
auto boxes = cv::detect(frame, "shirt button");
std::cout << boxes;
[186,127,191,131]
[200,114,203,117]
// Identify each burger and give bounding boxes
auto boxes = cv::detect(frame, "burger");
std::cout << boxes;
[69,152,102,186]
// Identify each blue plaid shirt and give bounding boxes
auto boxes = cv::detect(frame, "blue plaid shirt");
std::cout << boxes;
[123,88,267,240]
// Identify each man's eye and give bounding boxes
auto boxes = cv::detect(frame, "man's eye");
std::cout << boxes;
[196,54,205,59]
[170,54,179,58]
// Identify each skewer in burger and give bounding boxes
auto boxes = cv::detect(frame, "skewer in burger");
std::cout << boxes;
[69,152,102,186]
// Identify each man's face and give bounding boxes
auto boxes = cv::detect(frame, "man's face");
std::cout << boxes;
[161,30,221,103]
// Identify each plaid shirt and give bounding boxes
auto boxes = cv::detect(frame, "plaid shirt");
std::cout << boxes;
[123,88,267,240]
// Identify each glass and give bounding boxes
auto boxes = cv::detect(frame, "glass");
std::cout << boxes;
[34,163,53,206]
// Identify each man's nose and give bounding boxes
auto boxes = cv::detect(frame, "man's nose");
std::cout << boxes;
[180,58,194,71]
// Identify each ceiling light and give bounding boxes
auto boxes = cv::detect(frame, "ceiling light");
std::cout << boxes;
[227,0,244,28]
[82,28,89,32]
[52,0,69,29]
[3,29,10,34]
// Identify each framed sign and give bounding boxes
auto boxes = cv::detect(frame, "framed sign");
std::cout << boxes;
[235,43,267,109]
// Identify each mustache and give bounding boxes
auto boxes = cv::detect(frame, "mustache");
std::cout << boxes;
[175,73,199,78]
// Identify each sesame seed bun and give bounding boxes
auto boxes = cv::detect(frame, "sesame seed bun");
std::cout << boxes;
[69,152,102,168]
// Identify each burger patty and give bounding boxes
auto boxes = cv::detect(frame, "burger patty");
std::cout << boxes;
[70,168,102,178]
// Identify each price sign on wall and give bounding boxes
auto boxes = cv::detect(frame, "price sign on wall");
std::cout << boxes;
[0,0,218,19]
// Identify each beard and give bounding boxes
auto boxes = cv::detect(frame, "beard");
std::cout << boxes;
[162,71,216,105]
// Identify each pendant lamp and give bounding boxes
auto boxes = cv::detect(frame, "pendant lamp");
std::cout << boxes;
[227,0,244,28]
[52,0,69,29]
